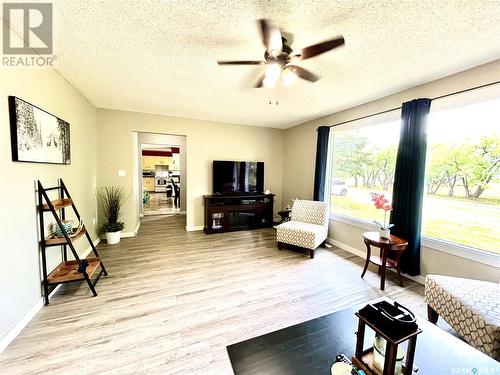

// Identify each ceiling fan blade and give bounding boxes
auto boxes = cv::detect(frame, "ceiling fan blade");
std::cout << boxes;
[217,60,265,65]
[300,36,345,60]
[287,65,320,82]
[254,74,266,88]
[257,19,282,55]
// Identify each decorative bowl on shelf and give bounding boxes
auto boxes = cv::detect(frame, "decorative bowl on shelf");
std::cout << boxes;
[53,220,74,237]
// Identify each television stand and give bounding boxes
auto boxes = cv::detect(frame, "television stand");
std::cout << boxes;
[203,193,274,234]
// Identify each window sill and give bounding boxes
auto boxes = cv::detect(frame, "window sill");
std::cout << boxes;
[330,214,500,269]
[330,214,376,231]
[420,237,499,269]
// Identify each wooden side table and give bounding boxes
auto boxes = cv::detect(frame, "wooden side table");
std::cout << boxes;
[361,231,408,291]
[277,208,291,223]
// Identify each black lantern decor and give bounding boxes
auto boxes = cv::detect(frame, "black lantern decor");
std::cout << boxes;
[352,300,422,375]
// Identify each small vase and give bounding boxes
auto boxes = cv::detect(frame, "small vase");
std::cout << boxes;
[379,228,391,239]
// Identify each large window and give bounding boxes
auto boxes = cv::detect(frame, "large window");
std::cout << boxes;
[422,99,500,254]
[330,120,400,224]
[329,98,500,256]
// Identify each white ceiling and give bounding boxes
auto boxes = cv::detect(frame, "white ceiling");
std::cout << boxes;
[49,1,500,128]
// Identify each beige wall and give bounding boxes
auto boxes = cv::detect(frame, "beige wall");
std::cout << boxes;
[0,70,99,341]
[283,60,500,281]
[96,109,285,231]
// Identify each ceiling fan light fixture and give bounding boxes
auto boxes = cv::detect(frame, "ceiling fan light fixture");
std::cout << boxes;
[217,19,344,88]
[282,68,297,86]
[263,76,277,88]
[264,64,281,87]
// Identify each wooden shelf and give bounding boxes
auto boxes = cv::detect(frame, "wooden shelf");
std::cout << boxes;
[38,179,108,304]
[44,227,86,247]
[42,198,73,211]
[47,257,101,284]
[369,255,398,268]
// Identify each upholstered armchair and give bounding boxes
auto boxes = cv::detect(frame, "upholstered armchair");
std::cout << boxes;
[276,199,329,258]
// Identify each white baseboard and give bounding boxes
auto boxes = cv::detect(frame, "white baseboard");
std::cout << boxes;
[0,284,63,353]
[120,221,141,238]
[0,297,43,353]
[0,237,101,353]
[185,225,203,232]
[327,238,426,284]
[79,237,100,258]
[328,238,365,258]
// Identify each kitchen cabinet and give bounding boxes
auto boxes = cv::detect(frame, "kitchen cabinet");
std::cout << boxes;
[142,156,154,170]
[143,177,155,192]
[142,156,173,170]
[156,156,172,166]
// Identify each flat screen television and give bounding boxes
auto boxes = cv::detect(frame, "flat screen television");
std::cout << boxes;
[213,161,264,194]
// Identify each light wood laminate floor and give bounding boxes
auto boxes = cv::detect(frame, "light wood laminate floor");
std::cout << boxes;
[1,215,431,374]
[144,192,180,216]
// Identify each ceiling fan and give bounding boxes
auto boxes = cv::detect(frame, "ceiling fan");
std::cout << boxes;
[217,19,345,88]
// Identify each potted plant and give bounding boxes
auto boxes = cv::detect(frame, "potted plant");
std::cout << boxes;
[370,192,394,238]
[143,190,150,204]
[97,186,128,244]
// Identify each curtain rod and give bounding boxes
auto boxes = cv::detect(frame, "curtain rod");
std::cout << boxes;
[321,79,500,129]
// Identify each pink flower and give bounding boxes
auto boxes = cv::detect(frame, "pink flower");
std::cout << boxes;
[371,192,394,229]
[371,192,393,211]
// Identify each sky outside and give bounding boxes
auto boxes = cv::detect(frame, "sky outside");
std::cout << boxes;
[333,97,499,148]
[428,98,500,145]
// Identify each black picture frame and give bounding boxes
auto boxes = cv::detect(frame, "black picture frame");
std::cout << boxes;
[8,96,71,165]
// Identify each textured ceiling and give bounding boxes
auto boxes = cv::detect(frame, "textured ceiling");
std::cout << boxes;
[39,1,500,128]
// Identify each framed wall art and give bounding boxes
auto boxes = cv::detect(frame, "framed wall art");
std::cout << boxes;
[8,96,71,164]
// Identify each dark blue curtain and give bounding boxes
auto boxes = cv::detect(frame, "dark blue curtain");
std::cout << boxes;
[390,99,431,276]
[313,126,330,201]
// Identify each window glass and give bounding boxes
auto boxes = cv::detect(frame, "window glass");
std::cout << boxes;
[423,99,500,254]
[330,120,400,225]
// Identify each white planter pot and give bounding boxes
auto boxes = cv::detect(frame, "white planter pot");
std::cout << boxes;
[105,231,121,244]
[379,228,391,239]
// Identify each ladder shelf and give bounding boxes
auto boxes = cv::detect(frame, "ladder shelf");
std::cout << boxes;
[47,258,101,285]
[38,179,108,305]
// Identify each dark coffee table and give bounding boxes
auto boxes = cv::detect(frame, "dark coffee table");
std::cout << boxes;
[227,299,500,375]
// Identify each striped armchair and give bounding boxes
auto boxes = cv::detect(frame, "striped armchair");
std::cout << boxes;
[276,199,329,258]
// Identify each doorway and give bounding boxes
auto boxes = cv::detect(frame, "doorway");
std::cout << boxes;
[137,133,186,217]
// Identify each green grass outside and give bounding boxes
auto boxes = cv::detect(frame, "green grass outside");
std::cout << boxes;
[331,190,500,254]
[430,193,500,206]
